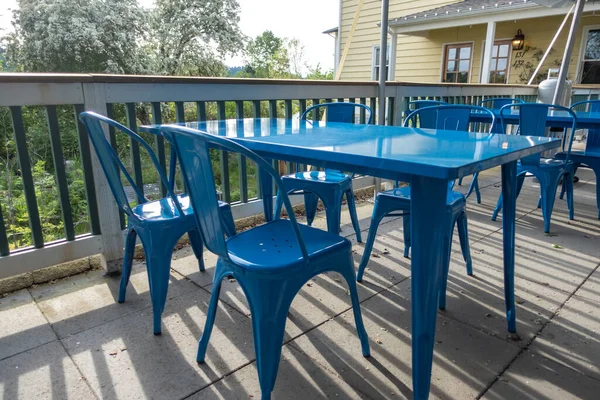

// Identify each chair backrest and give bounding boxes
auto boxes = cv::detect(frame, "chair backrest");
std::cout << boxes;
[571,100,600,153]
[403,104,495,132]
[479,98,524,109]
[406,100,448,127]
[300,102,372,124]
[161,125,309,261]
[79,111,182,217]
[499,102,578,164]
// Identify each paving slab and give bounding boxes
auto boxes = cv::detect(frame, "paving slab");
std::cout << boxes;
[481,349,600,400]
[30,262,198,339]
[470,227,597,296]
[188,345,365,399]
[0,289,57,360]
[62,288,255,400]
[527,295,600,381]
[290,279,521,400]
[0,340,95,399]
[577,266,600,303]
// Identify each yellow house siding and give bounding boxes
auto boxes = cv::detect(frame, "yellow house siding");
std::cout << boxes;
[338,0,460,80]
[338,0,600,84]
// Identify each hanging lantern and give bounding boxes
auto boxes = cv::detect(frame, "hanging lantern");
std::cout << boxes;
[512,29,525,50]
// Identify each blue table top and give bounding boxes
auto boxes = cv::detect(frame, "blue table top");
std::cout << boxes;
[140,118,560,181]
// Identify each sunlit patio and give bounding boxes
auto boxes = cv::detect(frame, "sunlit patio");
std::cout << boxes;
[1,165,599,400]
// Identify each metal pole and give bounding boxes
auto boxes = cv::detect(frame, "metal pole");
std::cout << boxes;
[553,0,584,105]
[378,0,389,126]
[528,3,575,85]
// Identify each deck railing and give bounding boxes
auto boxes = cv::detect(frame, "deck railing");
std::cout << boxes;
[0,73,597,279]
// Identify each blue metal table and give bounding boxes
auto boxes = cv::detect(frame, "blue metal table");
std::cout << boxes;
[141,118,559,400]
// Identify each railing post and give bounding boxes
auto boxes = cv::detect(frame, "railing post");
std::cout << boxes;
[82,82,124,274]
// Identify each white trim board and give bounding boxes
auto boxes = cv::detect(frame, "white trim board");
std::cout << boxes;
[392,4,600,35]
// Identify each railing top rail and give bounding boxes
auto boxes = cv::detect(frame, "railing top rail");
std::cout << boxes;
[386,81,539,89]
[0,73,378,86]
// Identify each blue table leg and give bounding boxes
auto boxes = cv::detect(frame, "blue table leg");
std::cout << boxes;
[410,176,448,400]
[259,163,274,222]
[501,161,517,333]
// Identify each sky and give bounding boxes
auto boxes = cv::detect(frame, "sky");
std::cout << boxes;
[0,0,339,72]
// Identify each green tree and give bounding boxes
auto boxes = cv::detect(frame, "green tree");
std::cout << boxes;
[3,0,149,73]
[238,30,292,78]
[306,64,334,80]
[148,0,245,76]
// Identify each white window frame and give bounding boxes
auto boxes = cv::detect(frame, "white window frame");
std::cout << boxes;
[478,38,513,84]
[440,41,474,83]
[576,24,600,84]
[371,45,390,80]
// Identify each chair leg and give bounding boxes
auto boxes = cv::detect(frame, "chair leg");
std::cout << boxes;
[456,212,473,276]
[458,177,463,186]
[357,200,388,282]
[273,191,284,221]
[403,215,411,258]
[242,278,298,399]
[492,174,525,221]
[341,255,370,356]
[538,173,560,234]
[346,189,362,242]
[197,262,231,363]
[188,228,205,272]
[560,163,579,200]
[321,191,343,236]
[465,173,481,204]
[219,205,237,237]
[118,228,137,304]
[437,218,455,311]
[303,192,319,226]
[140,232,177,335]
[565,172,575,221]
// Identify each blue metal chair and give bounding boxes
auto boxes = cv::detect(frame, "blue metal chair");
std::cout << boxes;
[274,102,371,242]
[491,103,577,232]
[479,98,525,134]
[162,125,370,400]
[408,100,484,203]
[557,100,600,219]
[358,105,493,310]
[79,112,236,335]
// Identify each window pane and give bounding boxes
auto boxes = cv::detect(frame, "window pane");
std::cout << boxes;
[457,72,469,83]
[581,61,600,84]
[498,44,509,57]
[459,46,471,59]
[585,30,600,60]
[492,45,498,57]
[445,72,456,82]
[374,47,380,67]
[497,58,507,71]
[447,60,456,72]
[448,48,457,59]
[459,60,470,72]
[490,59,497,71]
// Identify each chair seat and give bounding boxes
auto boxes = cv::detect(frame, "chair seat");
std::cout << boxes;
[282,170,350,184]
[518,158,569,170]
[227,219,350,271]
[378,187,465,205]
[132,194,229,222]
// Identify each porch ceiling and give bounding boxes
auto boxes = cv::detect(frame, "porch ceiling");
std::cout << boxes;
[389,0,600,35]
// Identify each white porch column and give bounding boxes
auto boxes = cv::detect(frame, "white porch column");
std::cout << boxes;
[480,22,497,83]
[389,28,398,80]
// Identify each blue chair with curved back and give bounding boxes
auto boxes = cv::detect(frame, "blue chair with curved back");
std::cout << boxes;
[274,102,371,242]
[162,125,370,400]
[456,98,526,202]
[79,112,236,335]
[491,103,577,232]
[556,100,600,219]
[358,105,493,310]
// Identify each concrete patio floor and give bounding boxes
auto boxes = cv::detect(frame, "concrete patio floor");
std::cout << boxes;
[1,167,599,400]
